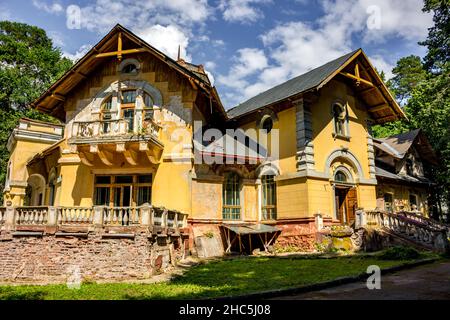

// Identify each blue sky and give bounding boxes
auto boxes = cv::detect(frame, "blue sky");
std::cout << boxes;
[0,0,433,109]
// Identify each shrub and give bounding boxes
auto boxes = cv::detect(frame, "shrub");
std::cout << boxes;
[378,246,420,260]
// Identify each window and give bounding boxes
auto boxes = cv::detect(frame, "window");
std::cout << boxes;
[406,159,414,176]
[334,171,347,183]
[262,175,277,220]
[94,174,152,207]
[261,117,273,133]
[102,96,112,111]
[332,103,347,137]
[222,172,241,220]
[409,194,418,211]
[101,96,113,133]
[122,63,137,74]
[121,90,137,104]
[384,193,393,213]
[123,109,135,132]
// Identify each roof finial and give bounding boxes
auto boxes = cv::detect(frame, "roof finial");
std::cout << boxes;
[177,45,181,61]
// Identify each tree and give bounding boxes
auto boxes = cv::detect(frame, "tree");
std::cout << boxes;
[419,0,449,72]
[0,21,73,198]
[389,55,429,104]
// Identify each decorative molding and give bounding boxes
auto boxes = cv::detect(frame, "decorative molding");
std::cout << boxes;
[324,148,364,181]
[366,124,376,179]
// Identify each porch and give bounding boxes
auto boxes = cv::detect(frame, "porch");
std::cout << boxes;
[0,204,188,237]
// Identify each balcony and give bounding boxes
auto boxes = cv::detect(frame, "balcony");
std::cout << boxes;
[70,118,162,144]
[69,118,164,166]
[0,205,188,237]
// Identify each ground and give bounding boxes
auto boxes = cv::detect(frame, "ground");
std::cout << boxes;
[0,252,437,300]
[275,260,450,300]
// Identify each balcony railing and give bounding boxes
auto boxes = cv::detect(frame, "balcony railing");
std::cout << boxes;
[0,205,188,235]
[71,118,161,140]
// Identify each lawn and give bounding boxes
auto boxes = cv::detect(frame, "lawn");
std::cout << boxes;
[0,254,429,300]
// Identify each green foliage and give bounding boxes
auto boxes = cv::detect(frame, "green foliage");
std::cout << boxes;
[378,246,421,261]
[419,0,450,72]
[0,21,72,198]
[372,1,450,218]
[0,256,420,299]
[389,55,429,103]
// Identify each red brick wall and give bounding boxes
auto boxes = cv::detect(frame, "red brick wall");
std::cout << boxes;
[0,234,182,284]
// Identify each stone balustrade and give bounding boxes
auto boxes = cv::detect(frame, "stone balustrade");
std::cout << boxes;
[71,118,161,139]
[359,209,449,252]
[0,204,188,236]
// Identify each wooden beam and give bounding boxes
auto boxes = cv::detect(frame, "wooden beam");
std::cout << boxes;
[369,103,391,113]
[339,71,375,87]
[357,86,377,94]
[50,93,65,102]
[94,48,147,59]
[117,32,122,61]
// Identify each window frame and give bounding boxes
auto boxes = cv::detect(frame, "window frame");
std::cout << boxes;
[331,102,350,140]
[94,174,153,207]
[261,175,277,220]
[222,172,242,220]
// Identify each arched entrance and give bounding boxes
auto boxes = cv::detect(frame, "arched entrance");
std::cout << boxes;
[332,167,358,225]
[25,174,46,206]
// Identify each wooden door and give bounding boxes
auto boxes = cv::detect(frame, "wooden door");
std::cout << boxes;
[346,187,358,224]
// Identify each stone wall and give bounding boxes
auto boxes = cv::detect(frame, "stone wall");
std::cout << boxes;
[0,233,186,284]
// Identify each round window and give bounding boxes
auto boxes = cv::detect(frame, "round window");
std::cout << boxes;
[334,171,347,183]
[262,117,273,133]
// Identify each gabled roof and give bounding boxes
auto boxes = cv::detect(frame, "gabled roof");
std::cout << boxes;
[227,49,406,124]
[228,49,359,118]
[374,129,438,165]
[31,24,226,121]
[375,166,432,185]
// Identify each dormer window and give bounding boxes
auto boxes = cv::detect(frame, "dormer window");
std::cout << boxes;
[332,102,349,138]
[406,158,414,176]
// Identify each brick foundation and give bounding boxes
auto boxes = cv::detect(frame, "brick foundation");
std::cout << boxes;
[0,233,185,284]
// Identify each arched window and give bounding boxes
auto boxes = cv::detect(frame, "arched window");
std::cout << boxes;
[223,172,241,220]
[332,103,347,137]
[261,175,277,220]
[261,116,273,133]
[334,171,347,183]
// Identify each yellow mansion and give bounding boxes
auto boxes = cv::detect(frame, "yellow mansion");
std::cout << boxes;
[4,24,435,255]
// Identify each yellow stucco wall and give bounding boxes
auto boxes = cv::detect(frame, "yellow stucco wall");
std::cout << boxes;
[311,80,371,179]
[376,183,429,216]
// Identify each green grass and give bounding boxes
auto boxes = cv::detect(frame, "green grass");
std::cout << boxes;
[0,255,429,300]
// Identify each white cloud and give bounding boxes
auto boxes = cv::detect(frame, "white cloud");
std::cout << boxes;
[218,48,268,91]
[49,31,65,47]
[32,0,63,14]
[219,0,271,23]
[63,44,93,62]
[370,55,395,80]
[65,0,211,34]
[138,24,191,61]
[218,0,432,108]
